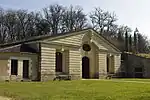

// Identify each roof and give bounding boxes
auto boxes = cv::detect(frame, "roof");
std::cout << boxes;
[0,28,120,52]
[0,44,21,52]
[0,28,91,48]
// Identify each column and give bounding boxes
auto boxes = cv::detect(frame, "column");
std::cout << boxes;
[114,54,121,74]
[29,59,32,79]
[17,59,23,81]
[40,46,56,81]
[62,51,66,73]
[98,53,107,78]
[69,49,82,80]
[6,59,11,81]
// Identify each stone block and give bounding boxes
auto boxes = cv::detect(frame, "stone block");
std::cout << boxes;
[41,74,55,81]
[70,74,81,80]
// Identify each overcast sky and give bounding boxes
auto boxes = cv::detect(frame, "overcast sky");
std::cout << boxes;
[0,0,150,38]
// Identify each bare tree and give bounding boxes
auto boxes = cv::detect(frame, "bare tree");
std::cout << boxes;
[0,7,7,43]
[74,6,87,30]
[61,5,87,32]
[89,7,117,34]
[43,4,65,34]
[4,10,18,42]
[35,18,50,35]
[118,25,132,35]
[106,12,117,32]
[15,10,29,40]
[25,12,41,37]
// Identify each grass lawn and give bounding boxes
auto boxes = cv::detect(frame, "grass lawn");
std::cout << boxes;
[1,80,150,100]
[112,78,150,82]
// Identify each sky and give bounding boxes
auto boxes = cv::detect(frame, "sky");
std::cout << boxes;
[0,0,150,38]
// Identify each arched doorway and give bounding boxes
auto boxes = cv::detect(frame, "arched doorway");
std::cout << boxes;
[82,56,90,78]
[56,52,63,72]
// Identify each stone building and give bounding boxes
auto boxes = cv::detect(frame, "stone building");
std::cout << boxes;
[0,28,121,81]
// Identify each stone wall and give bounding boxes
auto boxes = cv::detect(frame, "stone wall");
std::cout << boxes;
[122,53,150,78]
[0,53,38,81]
[40,44,56,81]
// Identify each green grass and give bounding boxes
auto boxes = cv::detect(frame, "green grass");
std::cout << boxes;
[113,78,150,82]
[1,80,150,100]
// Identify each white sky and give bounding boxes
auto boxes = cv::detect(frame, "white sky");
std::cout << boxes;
[0,0,150,38]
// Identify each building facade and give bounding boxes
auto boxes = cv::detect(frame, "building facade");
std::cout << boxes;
[0,29,121,81]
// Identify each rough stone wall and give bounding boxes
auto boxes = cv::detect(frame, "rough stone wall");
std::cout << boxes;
[122,54,150,78]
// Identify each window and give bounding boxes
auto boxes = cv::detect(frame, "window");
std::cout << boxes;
[11,59,18,75]
[82,44,91,51]
[135,68,142,72]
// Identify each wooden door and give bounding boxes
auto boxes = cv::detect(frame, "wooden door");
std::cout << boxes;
[56,52,63,72]
[82,56,90,78]
[23,60,29,79]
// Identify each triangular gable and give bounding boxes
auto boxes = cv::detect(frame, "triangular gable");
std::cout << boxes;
[41,29,120,53]
[41,30,89,46]
[90,29,120,53]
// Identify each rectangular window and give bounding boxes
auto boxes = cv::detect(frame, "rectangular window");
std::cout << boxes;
[11,59,18,75]
[135,68,142,72]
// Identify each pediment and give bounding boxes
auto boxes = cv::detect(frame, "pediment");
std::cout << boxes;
[41,29,120,53]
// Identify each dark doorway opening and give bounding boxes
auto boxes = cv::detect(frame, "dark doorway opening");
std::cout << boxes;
[23,60,29,79]
[56,52,63,72]
[107,56,109,73]
[11,59,18,75]
[82,56,90,78]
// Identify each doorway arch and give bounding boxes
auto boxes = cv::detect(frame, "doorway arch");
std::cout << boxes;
[82,56,90,78]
